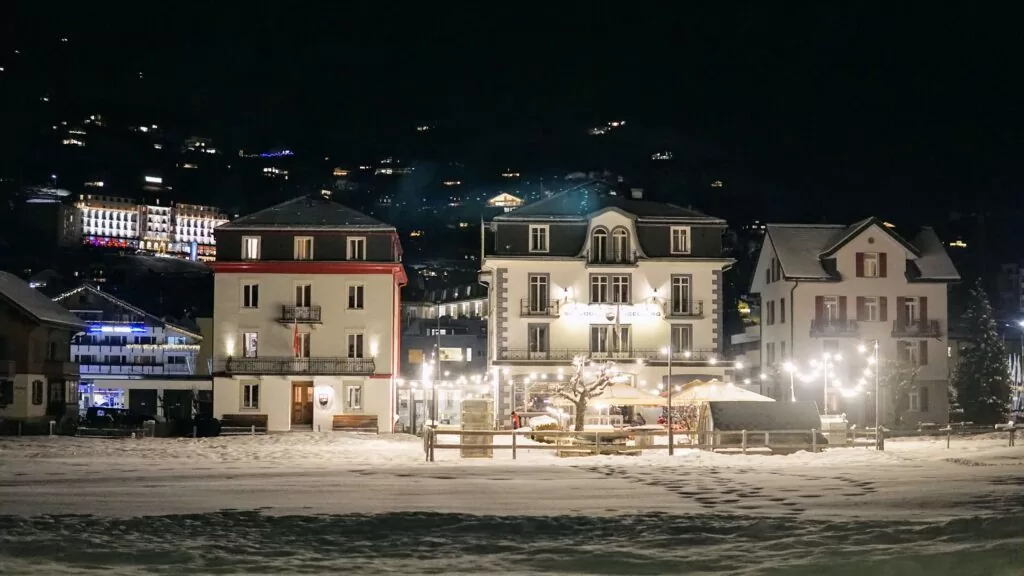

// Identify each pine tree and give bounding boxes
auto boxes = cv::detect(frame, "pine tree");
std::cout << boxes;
[950,279,1011,424]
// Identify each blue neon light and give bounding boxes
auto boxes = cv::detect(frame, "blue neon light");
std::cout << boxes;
[87,324,147,334]
[259,150,294,158]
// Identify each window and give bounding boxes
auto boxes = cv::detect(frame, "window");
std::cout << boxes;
[670,226,691,254]
[0,380,12,408]
[348,285,364,309]
[242,283,259,308]
[294,236,314,260]
[590,275,609,303]
[903,297,919,323]
[898,340,922,365]
[347,333,365,358]
[528,324,549,353]
[670,324,692,352]
[671,276,692,315]
[823,296,839,322]
[780,340,786,360]
[863,297,879,322]
[529,225,549,253]
[611,228,629,261]
[295,284,312,307]
[862,252,879,277]
[591,229,608,261]
[31,380,43,405]
[242,381,260,409]
[346,385,362,410]
[610,275,631,303]
[48,381,64,404]
[296,332,311,358]
[242,236,260,260]
[780,298,786,324]
[528,274,549,312]
[766,342,775,365]
[590,325,631,354]
[347,237,366,260]
[767,301,775,325]
[242,332,258,358]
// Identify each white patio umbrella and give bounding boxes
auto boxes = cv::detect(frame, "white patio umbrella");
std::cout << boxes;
[551,383,667,407]
[675,379,775,404]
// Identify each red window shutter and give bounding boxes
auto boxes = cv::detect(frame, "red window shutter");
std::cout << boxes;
[920,297,928,322]
[879,296,888,321]
[919,340,928,365]
[815,296,824,322]
[856,296,865,321]
[855,253,864,277]
[838,296,848,321]
[879,253,888,278]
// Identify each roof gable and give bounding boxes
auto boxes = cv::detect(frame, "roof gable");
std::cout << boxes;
[217,195,393,231]
[818,217,920,258]
[0,272,86,331]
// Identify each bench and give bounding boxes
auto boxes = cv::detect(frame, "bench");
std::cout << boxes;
[332,414,378,433]
[221,414,269,435]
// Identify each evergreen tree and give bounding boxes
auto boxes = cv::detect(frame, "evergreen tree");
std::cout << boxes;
[950,279,1011,424]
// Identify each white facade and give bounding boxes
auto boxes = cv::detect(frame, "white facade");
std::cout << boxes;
[751,219,959,425]
[212,270,399,432]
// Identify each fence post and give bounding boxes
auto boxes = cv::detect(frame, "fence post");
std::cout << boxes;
[764,431,770,448]
[811,429,817,453]
[250,424,255,435]
[1009,429,1015,448]
[946,428,951,449]
[49,420,56,436]
[593,431,601,456]
[741,430,747,454]
[17,421,22,436]
[512,430,517,460]
[429,428,435,462]
[877,426,885,451]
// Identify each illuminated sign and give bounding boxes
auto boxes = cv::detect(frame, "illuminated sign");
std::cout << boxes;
[439,347,465,362]
[144,176,163,184]
[87,324,146,333]
[562,304,663,320]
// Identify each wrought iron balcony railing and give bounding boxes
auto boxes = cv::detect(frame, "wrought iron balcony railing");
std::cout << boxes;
[809,319,859,337]
[494,348,720,362]
[216,356,375,375]
[892,319,941,337]
[585,249,639,266]
[279,305,322,324]
[664,300,705,318]
[520,299,560,317]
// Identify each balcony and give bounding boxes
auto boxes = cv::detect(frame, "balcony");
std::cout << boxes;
[80,363,165,376]
[216,356,375,376]
[892,319,942,338]
[279,305,322,324]
[520,299,560,317]
[809,319,860,337]
[585,249,638,266]
[664,300,705,319]
[494,348,720,363]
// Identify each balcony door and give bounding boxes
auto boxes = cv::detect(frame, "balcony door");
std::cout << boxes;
[291,381,314,426]
[295,284,312,308]
[903,297,919,324]
[823,296,839,324]
[671,276,691,315]
[528,275,549,313]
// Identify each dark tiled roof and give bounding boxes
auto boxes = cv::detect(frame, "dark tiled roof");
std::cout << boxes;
[218,195,394,231]
[494,180,724,223]
[766,218,960,282]
[0,272,86,330]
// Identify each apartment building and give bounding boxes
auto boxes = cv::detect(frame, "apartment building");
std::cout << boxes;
[751,217,960,424]
[210,195,406,432]
[480,181,735,424]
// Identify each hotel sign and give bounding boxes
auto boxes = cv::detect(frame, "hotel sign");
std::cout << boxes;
[562,304,663,320]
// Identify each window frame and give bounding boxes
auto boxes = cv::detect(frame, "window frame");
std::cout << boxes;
[31,380,43,405]
[671,275,692,315]
[528,324,549,353]
[295,283,312,307]
[296,332,311,359]
[863,296,880,322]
[346,385,363,411]
[241,236,261,260]
[242,332,258,358]
[241,282,259,309]
[670,226,691,255]
[348,284,365,309]
[670,324,692,352]
[527,274,549,312]
[863,252,880,277]
[242,381,260,410]
[347,332,365,359]
[590,274,610,304]
[528,225,549,253]
[347,237,367,260]
[294,236,314,260]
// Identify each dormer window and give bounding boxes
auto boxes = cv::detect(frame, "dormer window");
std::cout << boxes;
[670,226,691,255]
[591,228,608,262]
[612,227,630,262]
[529,225,549,253]
[856,252,887,278]
[242,236,260,260]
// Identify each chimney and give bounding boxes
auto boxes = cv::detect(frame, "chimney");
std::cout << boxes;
[630,188,643,200]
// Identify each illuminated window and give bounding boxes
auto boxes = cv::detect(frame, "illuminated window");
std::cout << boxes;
[670,227,691,254]
[529,225,549,253]
[242,382,260,409]
[347,237,366,260]
[294,236,313,260]
[242,236,260,260]
[347,333,365,359]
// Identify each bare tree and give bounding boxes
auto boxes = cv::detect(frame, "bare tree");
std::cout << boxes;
[878,359,922,427]
[553,356,614,431]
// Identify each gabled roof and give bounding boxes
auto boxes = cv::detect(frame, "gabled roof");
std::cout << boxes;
[764,218,960,282]
[494,180,725,224]
[0,272,86,331]
[53,284,203,340]
[217,195,394,231]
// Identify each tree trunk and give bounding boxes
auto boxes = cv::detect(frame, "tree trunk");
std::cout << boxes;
[574,399,587,431]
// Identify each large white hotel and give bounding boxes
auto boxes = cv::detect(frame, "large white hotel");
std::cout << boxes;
[480,181,736,423]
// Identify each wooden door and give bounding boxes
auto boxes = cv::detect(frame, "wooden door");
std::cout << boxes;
[292,382,314,425]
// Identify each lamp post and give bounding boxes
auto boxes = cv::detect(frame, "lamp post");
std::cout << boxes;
[783,361,797,401]
[860,341,882,447]
[661,344,674,456]
[813,353,840,415]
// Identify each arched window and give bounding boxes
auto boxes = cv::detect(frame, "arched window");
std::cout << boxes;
[591,228,608,263]
[612,227,630,262]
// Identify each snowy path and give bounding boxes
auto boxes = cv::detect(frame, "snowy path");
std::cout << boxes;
[1,434,1023,575]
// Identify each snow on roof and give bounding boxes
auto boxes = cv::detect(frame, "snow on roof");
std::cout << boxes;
[0,271,87,330]
[218,195,394,231]
[766,219,959,282]
[53,284,203,340]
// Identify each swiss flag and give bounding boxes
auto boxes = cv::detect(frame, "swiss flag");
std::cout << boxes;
[293,318,300,357]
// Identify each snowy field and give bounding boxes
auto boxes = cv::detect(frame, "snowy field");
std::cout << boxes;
[1,433,1022,575]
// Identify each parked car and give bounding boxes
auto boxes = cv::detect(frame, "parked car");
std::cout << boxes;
[83,407,155,429]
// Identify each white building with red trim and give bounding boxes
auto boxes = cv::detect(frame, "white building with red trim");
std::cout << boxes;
[210,195,406,432]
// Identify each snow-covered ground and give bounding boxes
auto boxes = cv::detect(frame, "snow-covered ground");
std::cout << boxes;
[1,433,1022,575]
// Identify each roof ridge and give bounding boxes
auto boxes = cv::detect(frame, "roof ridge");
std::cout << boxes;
[55,284,203,340]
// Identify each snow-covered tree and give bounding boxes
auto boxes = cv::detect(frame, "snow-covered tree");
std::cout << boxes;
[877,359,922,427]
[951,279,1011,424]
[553,356,613,431]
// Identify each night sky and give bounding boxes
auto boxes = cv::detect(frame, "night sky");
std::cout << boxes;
[3,3,1023,226]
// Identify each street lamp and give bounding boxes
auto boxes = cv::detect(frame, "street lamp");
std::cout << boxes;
[783,361,797,401]
[859,341,881,446]
[811,353,841,415]
[661,345,674,456]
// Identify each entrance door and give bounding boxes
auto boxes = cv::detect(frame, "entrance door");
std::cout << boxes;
[291,382,314,426]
